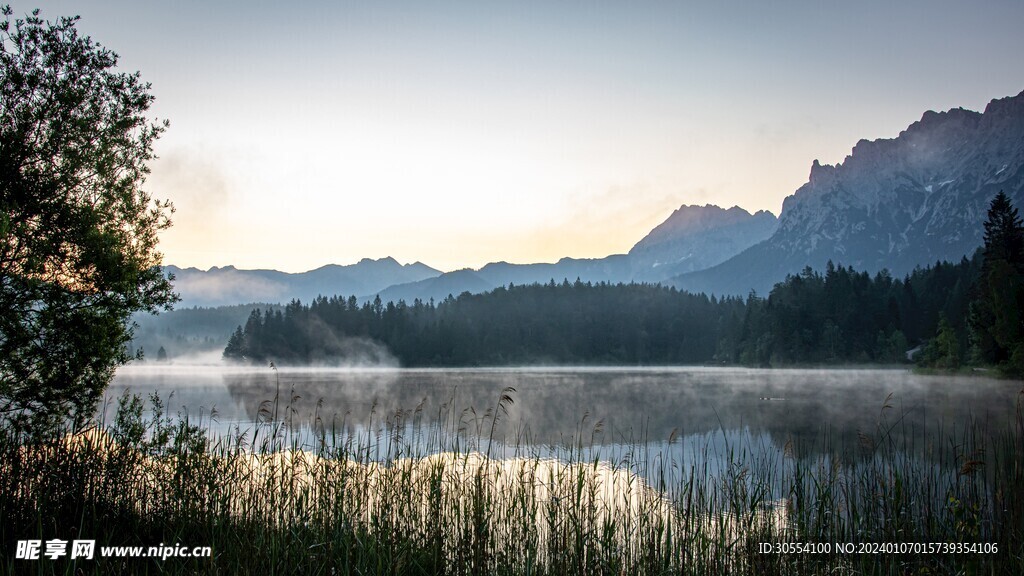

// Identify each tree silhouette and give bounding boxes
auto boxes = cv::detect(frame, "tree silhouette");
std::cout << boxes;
[0,8,176,430]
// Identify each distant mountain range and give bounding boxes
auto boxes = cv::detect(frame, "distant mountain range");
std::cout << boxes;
[165,90,1024,306]
[166,204,776,307]
[374,255,634,305]
[164,258,440,307]
[372,204,778,304]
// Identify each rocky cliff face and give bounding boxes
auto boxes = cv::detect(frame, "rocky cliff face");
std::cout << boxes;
[675,90,1024,296]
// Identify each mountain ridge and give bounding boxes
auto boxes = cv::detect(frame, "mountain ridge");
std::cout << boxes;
[368,205,775,303]
[674,89,1024,296]
[166,204,776,306]
[164,258,442,307]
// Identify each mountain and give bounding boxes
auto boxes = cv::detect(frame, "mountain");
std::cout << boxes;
[366,205,777,303]
[477,256,634,287]
[627,204,777,282]
[675,90,1024,296]
[374,268,496,305]
[372,256,633,303]
[165,257,441,307]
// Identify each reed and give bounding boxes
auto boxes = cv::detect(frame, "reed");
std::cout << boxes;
[0,386,1020,575]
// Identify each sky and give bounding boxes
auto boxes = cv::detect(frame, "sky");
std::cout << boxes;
[23,1,1024,272]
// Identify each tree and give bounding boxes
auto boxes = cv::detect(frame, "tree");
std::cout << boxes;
[223,325,245,360]
[0,7,176,430]
[982,191,1024,271]
[969,191,1024,369]
[920,313,960,370]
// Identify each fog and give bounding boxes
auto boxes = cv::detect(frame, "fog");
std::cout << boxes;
[107,366,1021,464]
[168,269,289,308]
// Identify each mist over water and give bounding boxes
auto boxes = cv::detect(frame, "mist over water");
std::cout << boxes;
[100,364,1022,510]
[107,364,1019,454]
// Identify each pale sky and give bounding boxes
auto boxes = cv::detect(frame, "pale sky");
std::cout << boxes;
[25,1,1024,272]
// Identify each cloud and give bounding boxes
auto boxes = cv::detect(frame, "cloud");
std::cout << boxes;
[173,269,289,306]
[148,147,230,216]
[148,146,241,266]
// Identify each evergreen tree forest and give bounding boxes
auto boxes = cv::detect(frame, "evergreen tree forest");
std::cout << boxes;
[223,256,980,368]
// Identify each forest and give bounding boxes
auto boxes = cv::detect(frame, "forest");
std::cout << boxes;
[222,256,976,368]
[223,193,1023,372]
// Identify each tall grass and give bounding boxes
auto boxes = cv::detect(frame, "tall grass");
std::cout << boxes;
[1,386,1021,575]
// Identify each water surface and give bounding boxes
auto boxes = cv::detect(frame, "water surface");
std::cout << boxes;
[107,365,1020,458]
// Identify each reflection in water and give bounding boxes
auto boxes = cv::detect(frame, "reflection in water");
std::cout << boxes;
[106,366,1020,473]
[81,366,1022,571]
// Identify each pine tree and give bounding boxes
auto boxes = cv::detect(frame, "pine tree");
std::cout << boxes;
[969,191,1024,370]
[223,326,246,360]
[982,191,1024,271]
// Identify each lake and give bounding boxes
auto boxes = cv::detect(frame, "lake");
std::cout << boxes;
[106,364,1021,486]
[52,363,1019,573]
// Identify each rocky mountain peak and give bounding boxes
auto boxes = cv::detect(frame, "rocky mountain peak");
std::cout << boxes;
[808,159,837,185]
[979,89,1024,135]
[356,256,401,267]
[628,203,777,282]
[676,90,1024,296]
[634,204,774,246]
[983,89,1024,117]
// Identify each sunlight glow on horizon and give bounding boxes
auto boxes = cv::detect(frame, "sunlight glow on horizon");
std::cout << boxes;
[23,0,1024,273]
